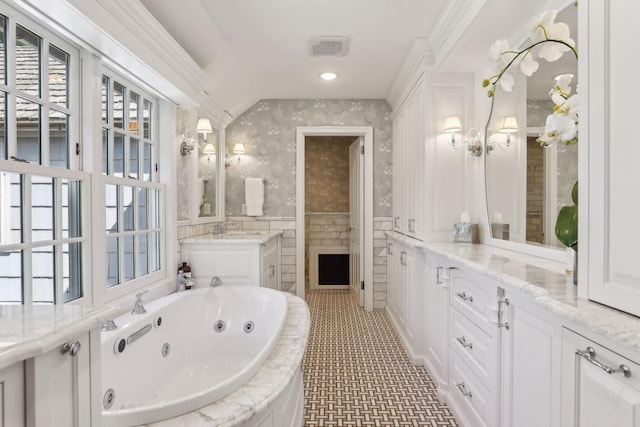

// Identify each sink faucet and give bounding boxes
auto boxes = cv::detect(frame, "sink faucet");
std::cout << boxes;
[210,276,223,287]
[131,290,148,314]
[213,222,226,235]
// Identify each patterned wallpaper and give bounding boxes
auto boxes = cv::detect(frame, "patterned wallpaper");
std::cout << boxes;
[225,99,393,217]
[305,136,356,213]
[175,106,197,222]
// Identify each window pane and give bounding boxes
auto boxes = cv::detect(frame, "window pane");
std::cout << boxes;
[16,25,41,97]
[123,186,134,231]
[143,99,151,139]
[61,178,81,239]
[151,189,161,229]
[0,250,22,303]
[48,44,68,108]
[31,176,53,242]
[101,75,109,124]
[143,142,152,182]
[32,245,54,304]
[16,97,41,164]
[138,234,148,276]
[1,172,23,245]
[0,15,6,86]
[102,128,108,175]
[129,91,139,135]
[113,132,124,177]
[151,231,161,272]
[106,236,118,287]
[123,235,134,281]
[113,82,124,129]
[105,184,118,233]
[62,242,82,302]
[129,138,139,179]
[138,187,148,230]
[49,110,68,168]
[0,92,7,160]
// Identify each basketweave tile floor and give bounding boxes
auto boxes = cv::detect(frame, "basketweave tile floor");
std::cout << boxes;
[302,290,458,426]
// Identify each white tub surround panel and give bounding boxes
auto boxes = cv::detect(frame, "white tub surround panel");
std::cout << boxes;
[148,294,309,427]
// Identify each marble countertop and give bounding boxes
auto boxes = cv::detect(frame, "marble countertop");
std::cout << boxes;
[0,303,119,370]
[182,230,283,245]
[149,294,310,427]
[387,231,640,356]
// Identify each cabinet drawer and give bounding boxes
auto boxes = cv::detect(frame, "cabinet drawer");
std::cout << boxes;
[450,307,495,388]
[450,269,495,334]
[450,349,493,427]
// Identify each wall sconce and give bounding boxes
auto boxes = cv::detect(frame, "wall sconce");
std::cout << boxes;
[180,129,195,155]
[232,143,245,164]
[203,142,216,163]
[487,115,518,155]
[443,116,462,149]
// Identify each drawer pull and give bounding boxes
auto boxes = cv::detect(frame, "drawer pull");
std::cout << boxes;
[456,382,472,399]
[456,292,473,303]
[456,336,473,349]
[387,243,393,255]
[575,347,632,378]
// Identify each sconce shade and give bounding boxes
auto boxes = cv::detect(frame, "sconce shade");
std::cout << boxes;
[499,116,519,133]
[196,118,213,134]
[444,116,463,133]
[203,143,216,155]
[233,143,246,154]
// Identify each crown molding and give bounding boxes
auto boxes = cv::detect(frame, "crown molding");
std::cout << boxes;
[428,0,488,69]
[387,38,435,112]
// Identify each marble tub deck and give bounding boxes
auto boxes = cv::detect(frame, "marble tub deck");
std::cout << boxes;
[147,294,310,427]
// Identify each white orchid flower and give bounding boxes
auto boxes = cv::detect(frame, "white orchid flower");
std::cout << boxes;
[518,53,539,76]
[530,9,559,43]
[556,94,579,121]
[499,72,514,92]
[538,113,577,146]
[549,74,573,105]
[538,22,575,62]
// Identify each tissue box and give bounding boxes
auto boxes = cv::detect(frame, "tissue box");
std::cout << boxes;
[453,223,478,243]
[491,223,510,241]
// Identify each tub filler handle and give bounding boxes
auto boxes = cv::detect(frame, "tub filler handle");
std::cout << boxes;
[127,323,152,345]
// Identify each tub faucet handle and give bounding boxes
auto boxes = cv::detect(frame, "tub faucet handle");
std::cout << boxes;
[210,276,223,287]
[132,290,148,314]
[101,319,118,331]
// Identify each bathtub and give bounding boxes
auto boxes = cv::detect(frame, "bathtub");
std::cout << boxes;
[101,286,288,426]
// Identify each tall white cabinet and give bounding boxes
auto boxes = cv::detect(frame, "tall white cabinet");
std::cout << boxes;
[584,0,640,317]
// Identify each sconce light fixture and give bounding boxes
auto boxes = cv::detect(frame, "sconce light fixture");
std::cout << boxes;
[487,115,519,155]
[180,129,195,155]
[203,142,216,163]
[196,118,213,138]
[232,143,245,164]
[443,116,462,149]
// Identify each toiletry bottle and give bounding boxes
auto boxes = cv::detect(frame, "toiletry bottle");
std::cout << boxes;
[181,262,192,278]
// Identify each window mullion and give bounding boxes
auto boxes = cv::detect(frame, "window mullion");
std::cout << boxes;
[21,174,32,304]
[54,176,62,303]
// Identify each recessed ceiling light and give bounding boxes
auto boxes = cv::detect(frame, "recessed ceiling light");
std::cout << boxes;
[320,72,338,81]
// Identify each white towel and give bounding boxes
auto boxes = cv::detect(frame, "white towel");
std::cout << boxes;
[245,178,264,216]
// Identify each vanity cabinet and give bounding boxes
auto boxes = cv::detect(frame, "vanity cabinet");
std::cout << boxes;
[183,233,282,288]
[26,332,92,427]
[561,328,640,427]
[0,362,26,426]
[385,236,425,362]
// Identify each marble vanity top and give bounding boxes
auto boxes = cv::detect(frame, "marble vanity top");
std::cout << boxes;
[183,230,283,245]
[0,303,119,370]
[149,294,310,427]
[387,231,640,357]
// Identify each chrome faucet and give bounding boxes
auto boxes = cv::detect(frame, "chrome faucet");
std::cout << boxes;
[210,276,223,287]
[131,290,148,314]
[177,272,187,292]
[101,319,118,331]
[213,222,226,235]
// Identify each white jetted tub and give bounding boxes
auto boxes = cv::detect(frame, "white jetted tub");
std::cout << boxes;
[101,286,289,426]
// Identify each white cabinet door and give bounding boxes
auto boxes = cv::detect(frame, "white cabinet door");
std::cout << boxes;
[0,362,25,427]
[561,328,640,427]
[585,0,640,316]
[386,239,399,317]
[26,333,91,427]
[424,254,450,389]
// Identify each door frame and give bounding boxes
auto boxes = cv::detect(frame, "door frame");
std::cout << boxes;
[296,126,374,311]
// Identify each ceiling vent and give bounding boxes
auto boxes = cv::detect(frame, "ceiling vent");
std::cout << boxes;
[308,36,350,57]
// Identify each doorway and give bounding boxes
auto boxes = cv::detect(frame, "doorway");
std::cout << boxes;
[295,126,374,311]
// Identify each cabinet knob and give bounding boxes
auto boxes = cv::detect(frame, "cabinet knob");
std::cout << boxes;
[456,291,473,303]
[61,341,81,357]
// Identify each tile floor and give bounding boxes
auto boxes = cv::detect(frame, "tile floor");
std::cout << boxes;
[302,290,458,426]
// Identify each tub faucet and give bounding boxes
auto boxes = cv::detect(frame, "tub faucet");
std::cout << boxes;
[131,290,148,314]
[210,276,223,287]
[213,222,226,235]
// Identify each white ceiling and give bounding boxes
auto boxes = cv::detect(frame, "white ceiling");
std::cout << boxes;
[140,0,448,117]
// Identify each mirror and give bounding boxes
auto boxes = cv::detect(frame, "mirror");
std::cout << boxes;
[189,118,224,224]
[484,3,577,250]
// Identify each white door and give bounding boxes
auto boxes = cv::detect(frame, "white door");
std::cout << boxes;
[349,138,364,306]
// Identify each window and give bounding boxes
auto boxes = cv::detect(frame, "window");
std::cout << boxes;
[100,72,163,292]
[0,12,84,304]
